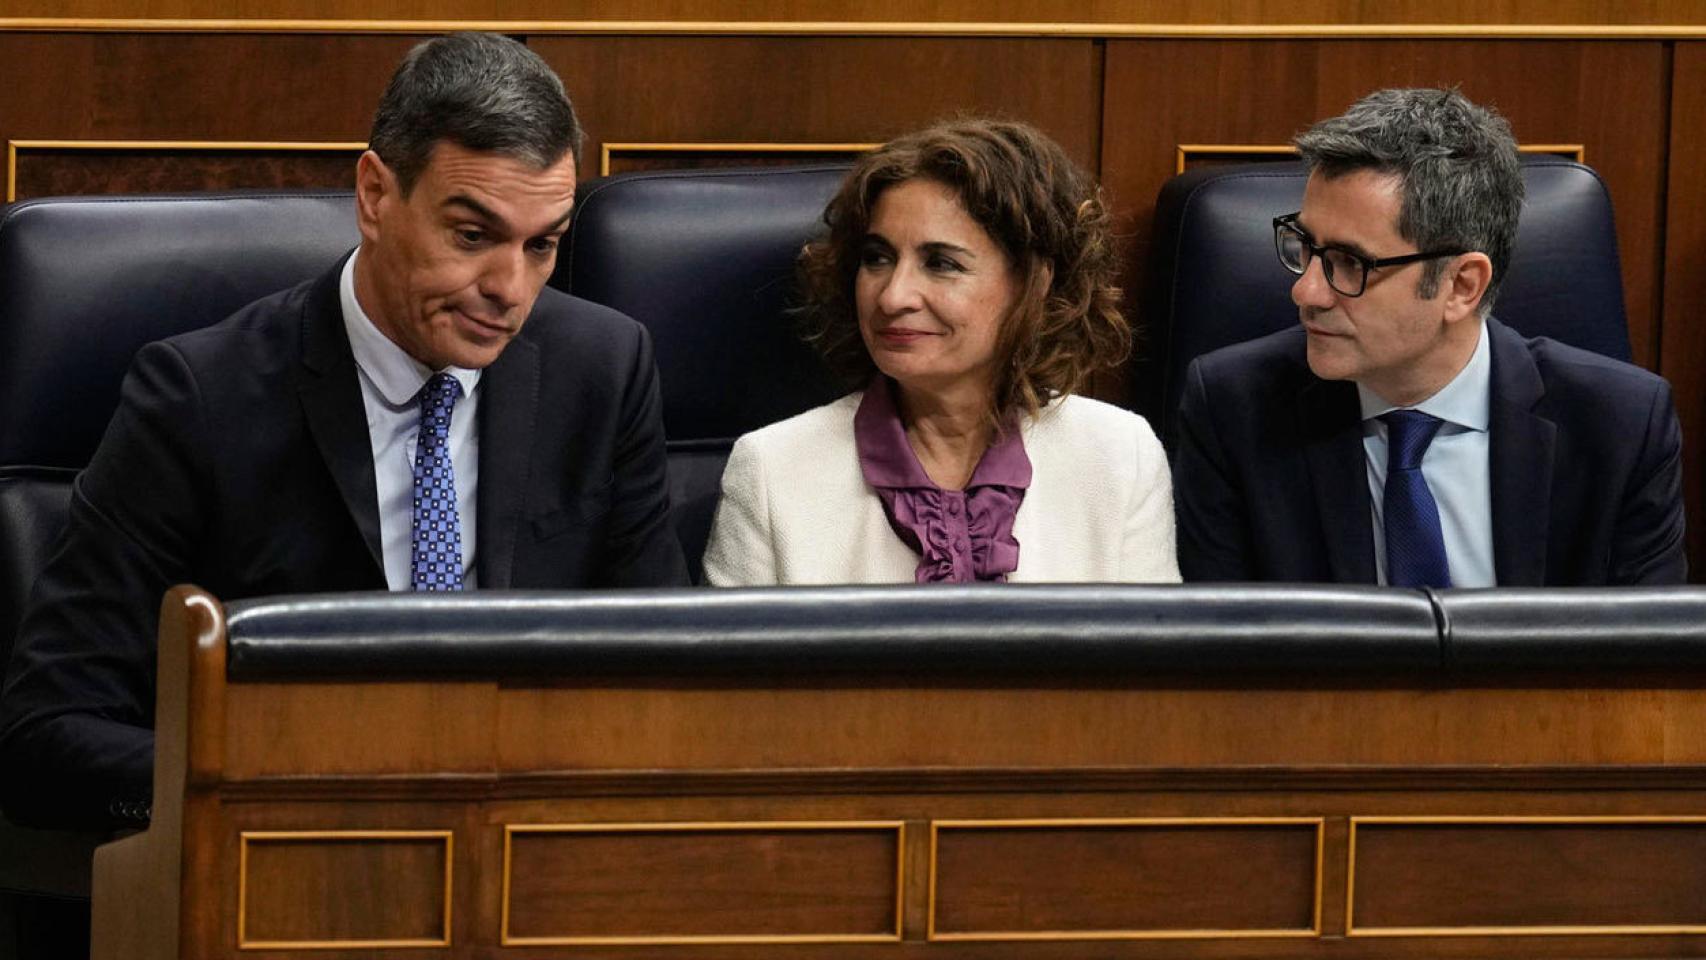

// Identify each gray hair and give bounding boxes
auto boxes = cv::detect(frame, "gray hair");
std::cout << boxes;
[368,32,583,195]
[1294,87,1523,313]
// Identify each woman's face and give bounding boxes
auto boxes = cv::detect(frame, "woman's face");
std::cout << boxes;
[855,178,1021,405]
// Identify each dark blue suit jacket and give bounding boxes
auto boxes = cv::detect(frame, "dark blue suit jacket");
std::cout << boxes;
[0,255,689,828]
[1173,317,1685,586]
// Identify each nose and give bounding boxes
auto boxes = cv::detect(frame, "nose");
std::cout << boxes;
[1290,253,1336,309]
[874,259,924,315]
[479,245,532,311]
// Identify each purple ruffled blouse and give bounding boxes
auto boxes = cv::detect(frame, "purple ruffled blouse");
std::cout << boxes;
[854,378,1033,584]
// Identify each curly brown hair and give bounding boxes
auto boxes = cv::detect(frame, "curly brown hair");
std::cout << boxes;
[798,117,1130,421]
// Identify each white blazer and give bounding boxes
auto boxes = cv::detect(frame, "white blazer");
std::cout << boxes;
[702,392,1180,585]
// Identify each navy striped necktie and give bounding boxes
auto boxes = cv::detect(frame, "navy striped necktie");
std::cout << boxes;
[1381,410,1451,588]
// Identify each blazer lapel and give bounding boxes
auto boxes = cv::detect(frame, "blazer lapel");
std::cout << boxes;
[1299,377,1377,583]
[475,333,540,589]
[294,255,385,575]
[1485,318,1554,586]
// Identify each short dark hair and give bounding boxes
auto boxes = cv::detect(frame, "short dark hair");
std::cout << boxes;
[368,32,583,195]
[1294,87,1523,313]
[798,117,1130,421]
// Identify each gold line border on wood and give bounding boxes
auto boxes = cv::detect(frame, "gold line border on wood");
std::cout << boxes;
[499,819,906,946]
[236,829,453,951]
[5,138,366,202]
[926,816,1326,942]
[598,140,878,176]
[1174,142,1586,175]
[1346,815,1706,938]
[6,19,1706,38]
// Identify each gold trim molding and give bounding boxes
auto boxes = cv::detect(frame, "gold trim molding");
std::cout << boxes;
[236,829,453,951]
[500,819,906,947]
[1175,142,1586,175]
[6,138,366,202]
[1346,815,1706,938]
[927,816,1325,942]
[5,19,1706,38]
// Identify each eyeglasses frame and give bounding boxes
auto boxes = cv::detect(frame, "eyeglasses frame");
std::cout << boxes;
[1272,212,1466,298]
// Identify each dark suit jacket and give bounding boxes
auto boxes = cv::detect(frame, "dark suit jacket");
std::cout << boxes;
[1173,317,1685,586]
[0,256,689,828]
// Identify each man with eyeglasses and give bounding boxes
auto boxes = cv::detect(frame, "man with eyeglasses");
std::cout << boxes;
[1172,87,1684,586]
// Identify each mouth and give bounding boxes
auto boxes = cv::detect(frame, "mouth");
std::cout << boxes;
[454,309,514,340]
[874,327,937,345]
[1300,315,1347,338]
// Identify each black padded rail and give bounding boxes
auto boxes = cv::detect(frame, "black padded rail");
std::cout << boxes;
[1438,587,1706,670]
[224,584,1441,680]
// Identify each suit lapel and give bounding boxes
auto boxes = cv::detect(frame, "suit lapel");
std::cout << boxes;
[1299,377,1377,583]
[475,333,540,589]
[294,254,385,575]
[1485,318,1554,585]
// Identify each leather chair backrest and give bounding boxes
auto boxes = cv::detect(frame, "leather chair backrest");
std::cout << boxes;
[1140,158,1631,441]
[0,192,361,469]
[557,165,849,579]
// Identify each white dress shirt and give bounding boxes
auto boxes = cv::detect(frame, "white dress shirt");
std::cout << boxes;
[338,252,481,590]
[1359,319,1495,587]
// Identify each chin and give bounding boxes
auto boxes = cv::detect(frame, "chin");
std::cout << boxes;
[1304,342,1358,383]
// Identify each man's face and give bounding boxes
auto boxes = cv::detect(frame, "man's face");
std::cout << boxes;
[1291,168,1456,404]
[355,141,576,370]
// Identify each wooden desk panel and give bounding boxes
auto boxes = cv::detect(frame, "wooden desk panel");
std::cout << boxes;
[92,587,1706,959]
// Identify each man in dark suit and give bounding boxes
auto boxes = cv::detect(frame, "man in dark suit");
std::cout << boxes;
[0,32,689,830]
[1173,88,1684,586]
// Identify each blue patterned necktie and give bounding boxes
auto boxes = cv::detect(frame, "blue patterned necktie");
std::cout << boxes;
[410,372,465,591]
[1381,410,1451,588]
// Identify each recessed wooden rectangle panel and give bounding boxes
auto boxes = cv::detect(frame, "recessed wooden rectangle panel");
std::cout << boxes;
[930,818,1322,940]
[600,142,873,176]
[1350,817,1706,934]
[7,141,362,201]
[502,821,903,945]
[238,830,452,949]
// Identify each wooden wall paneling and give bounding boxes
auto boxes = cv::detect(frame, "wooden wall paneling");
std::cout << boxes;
[1349,818,1706,933]
[0,33,420,196]
[1662,43,1706,582]
[1102,38,1669,370]
[8,1,1706,26]
[8,144,363,201]
[928,819,1321,939]
[526,35,1103,177]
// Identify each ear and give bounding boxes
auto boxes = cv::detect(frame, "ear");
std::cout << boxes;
[1441,251,1493,325]
[354,150,395,245]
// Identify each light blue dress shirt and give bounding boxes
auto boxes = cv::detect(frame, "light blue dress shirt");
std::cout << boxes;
[1358,320,1495,587]
[339,252,482,590]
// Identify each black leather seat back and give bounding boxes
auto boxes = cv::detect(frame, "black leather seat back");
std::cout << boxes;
[0,192,360,469]
[0,468,75,679]
[1141,158,1631,440]
[557,165,850,579]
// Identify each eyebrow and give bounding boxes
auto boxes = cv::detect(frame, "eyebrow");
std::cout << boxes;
[861,233,977,259]
[1294,216,1374,260]
[443,195,574,236]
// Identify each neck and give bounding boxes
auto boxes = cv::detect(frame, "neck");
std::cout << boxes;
[894,379,995,491]
[1371,317,1482,408]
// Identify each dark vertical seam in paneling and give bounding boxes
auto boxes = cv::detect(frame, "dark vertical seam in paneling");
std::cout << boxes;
[1090,36,1107,178]
[1654,38,1675,374]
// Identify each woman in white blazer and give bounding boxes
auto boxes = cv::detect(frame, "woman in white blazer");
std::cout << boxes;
[703,119,1179,585]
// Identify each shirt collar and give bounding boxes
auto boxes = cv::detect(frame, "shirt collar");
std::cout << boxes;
[1357,317,1490,431]
[339,250,481,408]
[853,376,1032,491]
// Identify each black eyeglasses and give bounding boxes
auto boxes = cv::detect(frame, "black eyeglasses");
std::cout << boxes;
[1273,213,1465,298]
